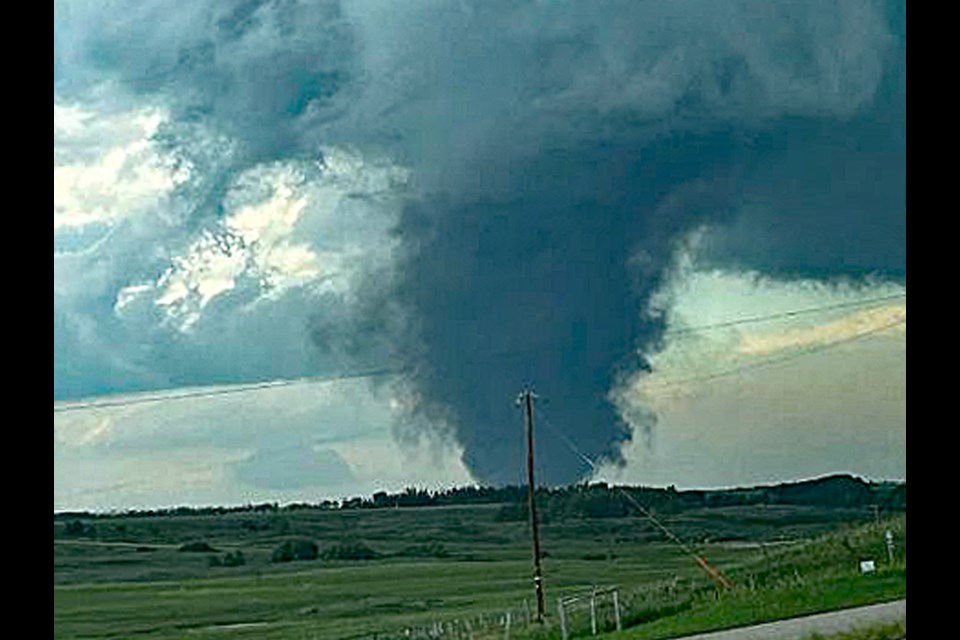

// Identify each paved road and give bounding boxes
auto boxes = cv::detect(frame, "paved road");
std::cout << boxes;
[668,599,905,640]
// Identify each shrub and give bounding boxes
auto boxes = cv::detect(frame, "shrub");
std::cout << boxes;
[210,550,246,567]
[272,538,319,563]
[322,541,380,561]
[64,520,95,536]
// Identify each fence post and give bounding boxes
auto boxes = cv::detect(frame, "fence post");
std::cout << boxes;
[590,588,597,635]
[504,611,511,640]
[612,588,622,631]
[558,598,568,640]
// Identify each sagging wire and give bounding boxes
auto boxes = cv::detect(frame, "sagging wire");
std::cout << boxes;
[537,409,735,590]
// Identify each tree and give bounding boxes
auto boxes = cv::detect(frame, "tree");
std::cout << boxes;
[64,520,93,536]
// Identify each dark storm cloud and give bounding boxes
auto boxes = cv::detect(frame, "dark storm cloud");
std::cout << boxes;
[55,0,905,485]
[354,0,905,484]
[56,0,356,160]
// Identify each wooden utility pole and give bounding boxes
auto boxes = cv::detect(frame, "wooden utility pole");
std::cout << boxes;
[518,389,546,623]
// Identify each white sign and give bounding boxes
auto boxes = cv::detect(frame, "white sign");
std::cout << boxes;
[859,560,876,574]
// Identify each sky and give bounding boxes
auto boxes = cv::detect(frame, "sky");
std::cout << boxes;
[54,0,905,512]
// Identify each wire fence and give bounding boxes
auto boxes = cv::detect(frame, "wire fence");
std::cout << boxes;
[353,602,538,640]
[352,575,711,640]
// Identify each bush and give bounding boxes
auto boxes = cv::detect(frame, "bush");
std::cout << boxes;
[210,550,246,567]
[321,541,380,561]
[64,520,95,536]
[272,538,319,563]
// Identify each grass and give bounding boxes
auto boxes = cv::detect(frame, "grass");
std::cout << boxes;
[604,517,906,640]
[609,571,905,640]
[54,503,905,639]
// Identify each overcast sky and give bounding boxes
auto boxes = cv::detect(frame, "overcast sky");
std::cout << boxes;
[54,0,905,512]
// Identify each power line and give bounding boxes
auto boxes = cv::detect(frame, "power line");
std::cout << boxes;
[662,292,905,338]
[536,406,734,589]
[53,365,408,414]
[642,316,906,394]
[53,294,905,414]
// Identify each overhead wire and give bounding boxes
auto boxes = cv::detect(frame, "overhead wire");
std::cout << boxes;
[55,291,904,527]
[52,293,905,414]
[54,295,904,509]
[53,365,409,414]
[535,404,734,589]
[641,316,906,394]
[661,292,905,338]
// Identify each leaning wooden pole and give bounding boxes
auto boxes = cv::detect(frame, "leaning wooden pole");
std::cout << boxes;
[521,389,546,623]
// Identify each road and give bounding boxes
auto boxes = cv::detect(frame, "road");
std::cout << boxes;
[663,599,905,640]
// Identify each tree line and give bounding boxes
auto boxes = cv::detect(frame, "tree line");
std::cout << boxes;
[54,473,904,521]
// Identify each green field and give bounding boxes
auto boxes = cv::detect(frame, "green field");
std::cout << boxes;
[54,493,905,640]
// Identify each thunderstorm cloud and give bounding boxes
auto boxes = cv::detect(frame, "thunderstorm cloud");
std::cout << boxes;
[54,0,905,503]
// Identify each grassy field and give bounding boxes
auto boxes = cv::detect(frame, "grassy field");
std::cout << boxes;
[54,502,905,639]
[600,515,907,640]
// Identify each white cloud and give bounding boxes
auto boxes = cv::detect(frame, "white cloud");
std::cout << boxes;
[53,97,410,414]
[332,436,474,497]
[605,267,906,488]
[151,229,251,331]
[54,101,188,233]
[111,147,408,333]
[53,378,474,511]
[737,304,906,357]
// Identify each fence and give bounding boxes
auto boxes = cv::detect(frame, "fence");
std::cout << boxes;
[355,604,536,639]
[355,583,640,640]
[556,586,622,640]
[352,572,721,639]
